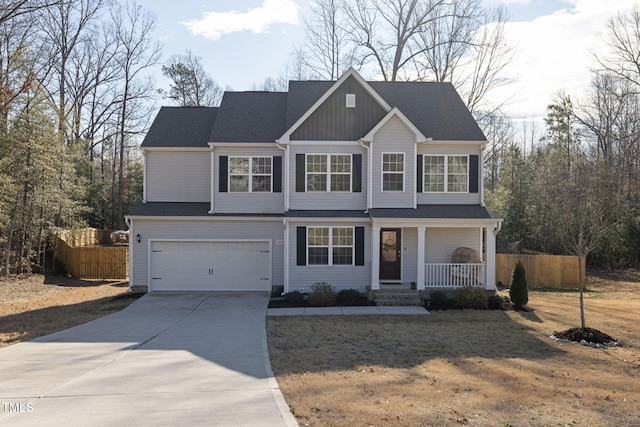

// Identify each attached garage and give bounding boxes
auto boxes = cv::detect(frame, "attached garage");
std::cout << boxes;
[149,240,271,292]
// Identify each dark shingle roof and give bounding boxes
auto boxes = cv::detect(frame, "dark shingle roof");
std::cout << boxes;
[141,107,218,148]
[209,91,288,142]
[370,82,486,141]
[128,202,283,217]
[142,76,485,147]
[285,210,370,218]
[369,205,500,219]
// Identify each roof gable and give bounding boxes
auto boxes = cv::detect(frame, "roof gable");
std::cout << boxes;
[280,68,391,142]
[364,107,428,142]
[370,81,486,141]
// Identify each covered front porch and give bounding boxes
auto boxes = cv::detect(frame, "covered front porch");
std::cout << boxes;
[367,206,501,292]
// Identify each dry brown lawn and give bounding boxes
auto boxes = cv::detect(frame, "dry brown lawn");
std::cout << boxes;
[267,270,640,427]
[0,274,139,347]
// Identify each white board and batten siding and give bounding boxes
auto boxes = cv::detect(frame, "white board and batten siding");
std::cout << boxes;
[424,228,482,263]
[130,219,284,292]
[370,116,415,208]
[145,151,210,202]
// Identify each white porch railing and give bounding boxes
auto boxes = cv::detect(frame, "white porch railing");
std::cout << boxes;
[424,263,486,288]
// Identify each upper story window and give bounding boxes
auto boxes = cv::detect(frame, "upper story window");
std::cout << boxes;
[423,155,468,192]
[229,156,272,192]
[382,153,404,191]
[306,154,352,192]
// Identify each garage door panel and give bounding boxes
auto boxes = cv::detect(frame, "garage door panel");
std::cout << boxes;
[150,241,270,292]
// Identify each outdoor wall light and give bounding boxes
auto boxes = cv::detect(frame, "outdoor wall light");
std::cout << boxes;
[136,234,141,244]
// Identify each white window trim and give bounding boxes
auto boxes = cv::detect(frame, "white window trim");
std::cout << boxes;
[228,156,273,193]
[305,153,352,193]
[423,154,470,194]
[306,226,355,266]
[381,152,405,192]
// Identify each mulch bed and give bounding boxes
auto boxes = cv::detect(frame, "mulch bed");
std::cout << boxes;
[553,327,617,345]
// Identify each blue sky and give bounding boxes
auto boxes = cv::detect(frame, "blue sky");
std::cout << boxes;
[137,0,639,122]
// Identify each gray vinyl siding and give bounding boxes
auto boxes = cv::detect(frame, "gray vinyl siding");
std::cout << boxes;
[417,144,482,205]
[371,116,415,208]
[425,228,482,263]
[401,227,418,285]
[213,147,285,214]
[288,221,371,292]
[146,151,210,202]
[288,144,367,211]
[129,218,284,289]
[291,75,387,141]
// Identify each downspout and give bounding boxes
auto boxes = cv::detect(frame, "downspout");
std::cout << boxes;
[125,216,133,291]
[480,142,486,207]
[276,140,288,211]
[358,139,371,213]
[282,218,289,295]
[209,144,215,214]
[141,148,147,203]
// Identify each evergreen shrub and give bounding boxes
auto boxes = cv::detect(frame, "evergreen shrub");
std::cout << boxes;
[509,261,529,309]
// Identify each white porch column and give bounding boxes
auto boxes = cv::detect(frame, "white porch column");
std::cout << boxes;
[485,226,497,290]
[371,226,380,290]
[416,227,425,290]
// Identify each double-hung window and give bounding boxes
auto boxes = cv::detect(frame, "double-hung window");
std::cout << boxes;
[229,156,272,192]
[307,227,354,265]
[423,155,468,192]
[382,153,404,191]
[306,154,351,192]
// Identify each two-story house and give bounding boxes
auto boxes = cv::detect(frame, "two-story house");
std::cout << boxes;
[126,68,502,296]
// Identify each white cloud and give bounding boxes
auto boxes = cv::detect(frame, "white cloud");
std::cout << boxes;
[489,0,638,121]
[181,0,300,41]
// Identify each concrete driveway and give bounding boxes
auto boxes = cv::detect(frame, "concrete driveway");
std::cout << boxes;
[0,292,297,427]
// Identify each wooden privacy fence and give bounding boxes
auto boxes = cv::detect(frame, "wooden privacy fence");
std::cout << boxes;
[496,254,585,289]
[55,229,128,280]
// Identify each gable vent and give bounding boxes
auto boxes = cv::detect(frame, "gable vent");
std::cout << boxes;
[346,93,356,108]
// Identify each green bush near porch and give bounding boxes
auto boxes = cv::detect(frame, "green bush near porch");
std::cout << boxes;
[454,286,488,310]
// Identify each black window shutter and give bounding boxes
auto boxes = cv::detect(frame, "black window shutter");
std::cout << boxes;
[416,154,423,193]
[273,156,282,193]
[219,156,228,192]
[296,226,307,266]
[295,154,305,192]
[355,226,365,266]
[469,154,479,193]
[352,154,362,192]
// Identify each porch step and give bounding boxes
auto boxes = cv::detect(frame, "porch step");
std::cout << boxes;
[369,289,423,307]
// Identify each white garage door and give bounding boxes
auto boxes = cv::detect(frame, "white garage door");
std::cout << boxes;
[149,241,271,292]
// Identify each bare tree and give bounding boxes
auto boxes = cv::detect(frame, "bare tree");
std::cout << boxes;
[414,2,515,113]
[0,0,61,26]
[160,50,222,107]
[301,0,359,80]
[111,1,160,228]
[345,0,446,81]
[40,0,106,143]
[596,5,640,87]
